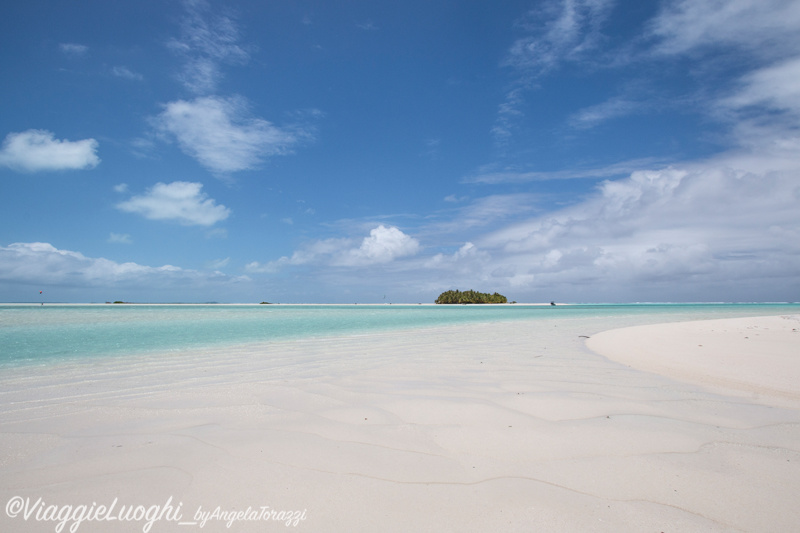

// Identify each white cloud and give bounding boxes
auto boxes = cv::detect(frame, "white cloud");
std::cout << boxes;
[505,0,615,75]
[337,225,421,266]
[463,158,664,184]
[356,20,378,31]
[108,233,133,244]
[648,0,800,58]
[244,260,281,274]
[154,96,304,174]
[569,96,645,129]
[425,242,491,275]
[492,87,526,145]
[59,43,88,57]
[494,0,800,145]
[154,1,318,174]
[205,227,228,239]
[444,194,468,203]
[0,130,100,172]
[432,194,538,237]
[722,57,800,115]
[169,0,250,94]
[112,66,143,81]
[116,181,230,226]
[279,147,796,302]
[251,225,421,272]
[0,242,250,298]
[206,257,230,270]
[422,137,441,158]
[643,1,800,150]
[0,243,151,285]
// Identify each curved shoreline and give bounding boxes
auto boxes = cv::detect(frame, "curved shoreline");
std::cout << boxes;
[586,314,800,405]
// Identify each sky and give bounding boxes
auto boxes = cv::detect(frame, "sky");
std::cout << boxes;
[1,0,799,303]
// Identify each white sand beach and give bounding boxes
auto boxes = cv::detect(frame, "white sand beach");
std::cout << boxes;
[2,314,799,532]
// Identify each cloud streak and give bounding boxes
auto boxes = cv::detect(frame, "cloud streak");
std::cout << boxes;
[112,66,143,81]
[493,0,616,143]
[463,159,665,184]
[647,0,800,58]
[505,0,615,76]
[169,0,249,95]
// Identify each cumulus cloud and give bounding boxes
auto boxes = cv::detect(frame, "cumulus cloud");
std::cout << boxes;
[0,130,100,172]
[248,225,421,273]
[337,225,421,266]
[116,181,230,226]
[154,96,306,174]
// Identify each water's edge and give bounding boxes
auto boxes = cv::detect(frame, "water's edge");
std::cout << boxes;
[1,303,797,367]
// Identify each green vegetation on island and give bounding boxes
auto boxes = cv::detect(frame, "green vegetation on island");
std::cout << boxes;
[435,289,508,304]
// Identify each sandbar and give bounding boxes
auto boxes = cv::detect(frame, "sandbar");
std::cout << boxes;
[587,314,800,405]
[1,315,799,532]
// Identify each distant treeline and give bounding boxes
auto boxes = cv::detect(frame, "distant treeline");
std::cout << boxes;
[435,289,508,304]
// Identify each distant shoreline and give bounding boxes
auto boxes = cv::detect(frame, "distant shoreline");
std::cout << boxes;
[0,301,569,306]
[3,301,796,306]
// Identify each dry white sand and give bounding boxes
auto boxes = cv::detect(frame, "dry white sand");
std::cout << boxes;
[2,315,799,532]
[587,314,800,405]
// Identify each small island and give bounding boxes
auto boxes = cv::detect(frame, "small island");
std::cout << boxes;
[435,289,508,304]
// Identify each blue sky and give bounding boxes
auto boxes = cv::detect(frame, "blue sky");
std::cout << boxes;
[1,0,799,303]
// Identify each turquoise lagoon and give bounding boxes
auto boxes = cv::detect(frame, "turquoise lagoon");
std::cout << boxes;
[1,303,798,367]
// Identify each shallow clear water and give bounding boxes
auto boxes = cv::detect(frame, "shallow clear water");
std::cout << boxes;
[1,303,797,367]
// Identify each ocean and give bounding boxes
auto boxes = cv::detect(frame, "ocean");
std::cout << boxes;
[1,303,798,367]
